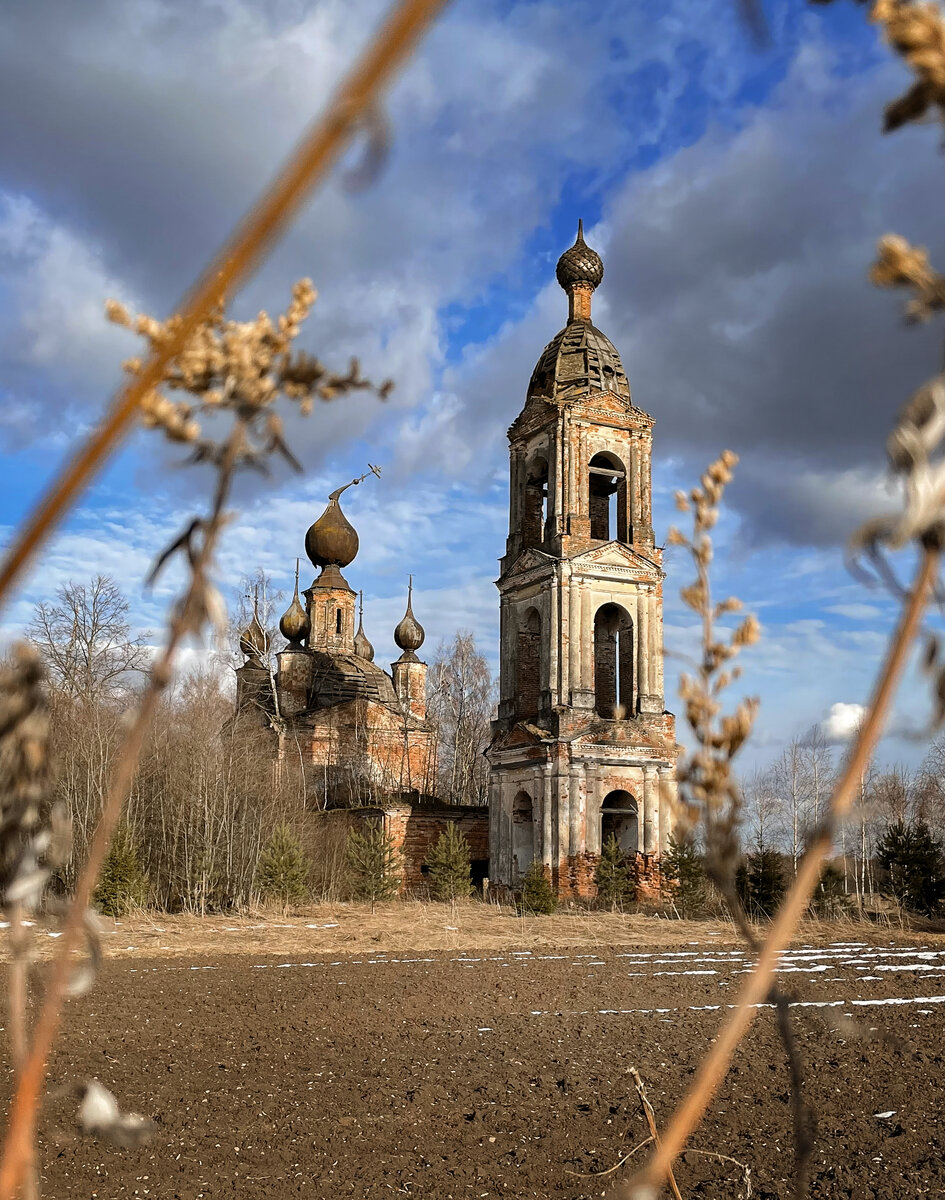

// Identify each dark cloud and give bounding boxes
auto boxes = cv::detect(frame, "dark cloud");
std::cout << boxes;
[0,0,788,466]
[433,40,945,548]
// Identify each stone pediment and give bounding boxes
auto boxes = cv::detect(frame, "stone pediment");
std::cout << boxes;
[491,722,552,751]
[568,542,662,578]
[504,547,556,579]
[569,720,675,756]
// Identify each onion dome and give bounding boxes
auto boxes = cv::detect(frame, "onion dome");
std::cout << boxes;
[353,591,375,661]
[393,577,425,655]
[239,603,270,662]
[528,320,630,403]
[279,561,310,646]
[555,219,603,292]
[305,487,359,569]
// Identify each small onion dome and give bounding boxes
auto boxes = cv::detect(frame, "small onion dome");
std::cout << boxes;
[239,608,269,661]
[279,570,310,645]
[354,615,375,661]
[305,489,359,569]
[393,578,425,654]
[555,219,603,292]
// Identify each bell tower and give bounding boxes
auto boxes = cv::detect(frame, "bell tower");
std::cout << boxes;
[487,222,678,898]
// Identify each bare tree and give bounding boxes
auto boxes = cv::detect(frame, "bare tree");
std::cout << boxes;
[427,631,494,806]
[741,767,783,853]
[801,723,834,834]
[771,738,806,875]
[26,576,150,704]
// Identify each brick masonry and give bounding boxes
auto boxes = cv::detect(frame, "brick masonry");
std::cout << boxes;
[488,227,679,900]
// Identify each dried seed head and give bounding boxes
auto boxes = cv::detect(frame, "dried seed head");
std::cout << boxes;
[76,1080,156,1148]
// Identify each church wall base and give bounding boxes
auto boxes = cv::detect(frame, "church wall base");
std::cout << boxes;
[551,852,663,903]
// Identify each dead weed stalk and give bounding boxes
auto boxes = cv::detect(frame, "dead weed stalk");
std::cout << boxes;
[0,2,450,1194]
[0,0,448,616]
[624,4,945,1193]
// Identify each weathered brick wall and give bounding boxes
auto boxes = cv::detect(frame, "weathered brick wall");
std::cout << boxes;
[517,626,541,719]
[319,804,489,893]
[303,699,436,800]
[399,805,490,890]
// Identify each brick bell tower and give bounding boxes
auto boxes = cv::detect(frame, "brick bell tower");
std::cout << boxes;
[487,221,678,898]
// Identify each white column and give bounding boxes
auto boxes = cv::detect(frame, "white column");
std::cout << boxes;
[488,774,500,883]
[653,590,665,702]
[568,574,580,703]
[643,765,658,855]
[542,764,554,867]
[586,765,601,856]
[531,767,542,863]
[637,588,650,706]
[548,567,559,706]
[569,761,584,858]
[659,767,676,854]
[557,765,570,865]
[580,584,593,696]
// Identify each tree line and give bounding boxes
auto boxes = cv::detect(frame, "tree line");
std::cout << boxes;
[19,575,496,912]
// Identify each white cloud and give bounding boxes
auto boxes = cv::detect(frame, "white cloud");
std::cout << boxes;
[820,701,866,743]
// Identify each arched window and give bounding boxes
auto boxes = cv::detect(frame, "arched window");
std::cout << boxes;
[512,790,534,878]
[522,455,549,549]
[594,603,633,719]
[517,608,541,720]
[600,789,638,855]
[336,608,342,635]
[589,452,628,542]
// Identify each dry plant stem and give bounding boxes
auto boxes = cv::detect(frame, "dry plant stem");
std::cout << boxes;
[630,1068,683,1200]
[0,440,242,1199]
[6,902,37,1200]
[624,545,940,1198]
[0,0,449,617]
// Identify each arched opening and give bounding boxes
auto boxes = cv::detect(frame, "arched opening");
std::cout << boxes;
[589,452,628,542]
[600,789,638,856]
[512,790,534,879]
[594,603,633,719]
[336,608,342,635]
[522,455,549,549]
[517,608,541,720]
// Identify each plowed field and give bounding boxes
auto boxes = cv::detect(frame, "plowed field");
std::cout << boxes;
[26,935,945,1198]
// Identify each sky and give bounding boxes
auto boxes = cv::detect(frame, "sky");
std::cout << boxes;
[1,0,944,772]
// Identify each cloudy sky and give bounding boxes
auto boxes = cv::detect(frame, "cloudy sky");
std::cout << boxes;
[1,0,943,770]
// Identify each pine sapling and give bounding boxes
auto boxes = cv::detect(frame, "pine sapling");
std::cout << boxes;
[595,833,633,910]
[345,819,402,913]
[426,822,473,910]
[877,820,945,916]
[255,823,311,914]
[93,825,148,918]
[519,859,557,915]
[662,832,706,917]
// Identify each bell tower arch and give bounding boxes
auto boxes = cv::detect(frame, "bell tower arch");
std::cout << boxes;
[488,222,678,899]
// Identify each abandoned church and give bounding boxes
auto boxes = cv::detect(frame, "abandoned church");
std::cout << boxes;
[234,222,678,898]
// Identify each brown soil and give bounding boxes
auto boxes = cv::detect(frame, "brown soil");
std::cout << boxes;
[22,933,945,1199]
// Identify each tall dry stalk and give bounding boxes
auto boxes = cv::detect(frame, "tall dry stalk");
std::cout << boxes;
[0,0,448,617]
[0,2,450,1194]
[623,2,945,1193]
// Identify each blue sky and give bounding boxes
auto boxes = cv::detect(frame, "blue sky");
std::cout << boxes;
[1,0,944,771]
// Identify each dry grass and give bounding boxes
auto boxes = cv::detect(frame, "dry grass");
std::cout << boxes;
[4,905,942,962]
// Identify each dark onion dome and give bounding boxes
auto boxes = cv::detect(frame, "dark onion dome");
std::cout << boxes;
[239,607,270,661]
[354,592,375,661]
[279,564,310,645]
[393,578,424,654]
[528,320,631,403]
[555,219,603,292]
[305,488,359,569]
[353,617,375,661]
